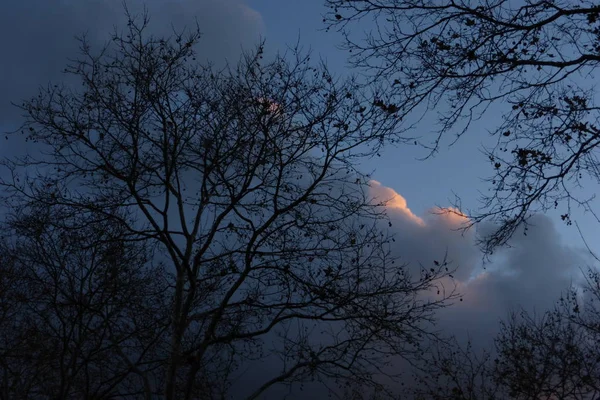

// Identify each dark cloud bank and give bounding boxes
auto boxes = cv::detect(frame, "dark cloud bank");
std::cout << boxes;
[0,0,264,131]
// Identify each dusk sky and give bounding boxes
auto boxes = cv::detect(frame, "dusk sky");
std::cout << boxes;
[1,0,598,393]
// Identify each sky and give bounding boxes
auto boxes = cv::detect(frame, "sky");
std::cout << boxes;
[0,0,597,397]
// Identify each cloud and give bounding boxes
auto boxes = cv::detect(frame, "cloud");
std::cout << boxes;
[0,0,264,130]
[368,181,588,351]
[370,179,425,226]
[441,214,588,348]
[369,180,478,281]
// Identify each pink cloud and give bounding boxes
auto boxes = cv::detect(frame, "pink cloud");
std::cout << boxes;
[369,180,425,226]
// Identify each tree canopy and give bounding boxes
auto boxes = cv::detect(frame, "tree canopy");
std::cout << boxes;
[410,268,600,399]
[0,10,455,399]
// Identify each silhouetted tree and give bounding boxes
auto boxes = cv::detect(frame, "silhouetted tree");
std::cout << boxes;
[1,10,456,399]
[493,308,599,399]
[410,338,501,400]
[0,206,167,399]
[409,270,600,399]
[325,0,600,253]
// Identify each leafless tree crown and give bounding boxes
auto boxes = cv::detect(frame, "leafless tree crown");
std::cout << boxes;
[0,10,455,399]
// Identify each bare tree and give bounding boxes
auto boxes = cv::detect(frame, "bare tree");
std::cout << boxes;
[0,205,168,399]
[410,272,600,399]
[325,0,600,253]
[1,10,456,399]
[409,338,502,400]
[492,308,600,399]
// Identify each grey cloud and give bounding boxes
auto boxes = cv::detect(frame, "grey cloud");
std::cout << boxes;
[372,182,587,352]
[441,215,586,351]
[344,183,590,399]
[0,0,264,130]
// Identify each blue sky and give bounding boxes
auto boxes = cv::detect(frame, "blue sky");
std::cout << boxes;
[0,0,597,394]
